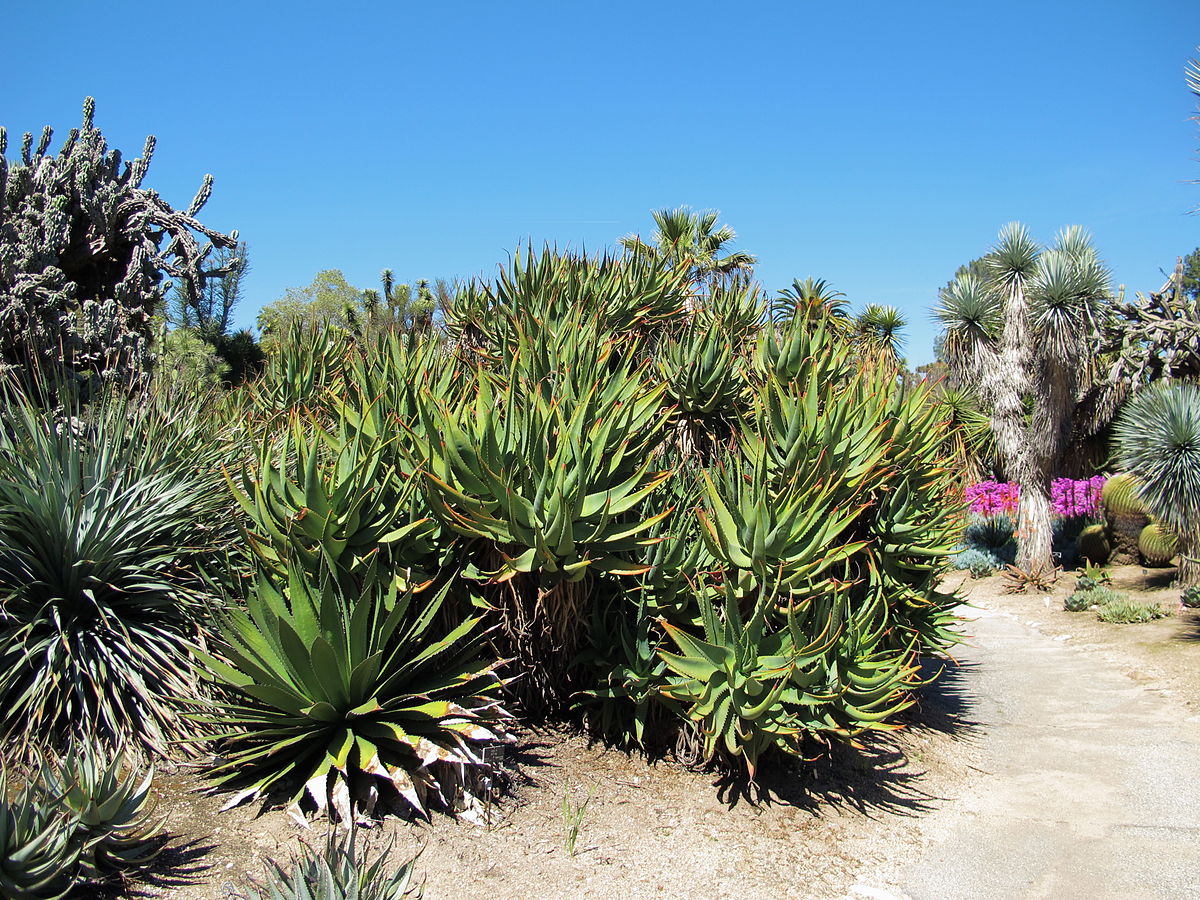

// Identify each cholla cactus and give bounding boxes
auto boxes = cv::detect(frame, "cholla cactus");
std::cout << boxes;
[0,97,236,382]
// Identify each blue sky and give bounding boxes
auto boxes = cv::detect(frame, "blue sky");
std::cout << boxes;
[5,1,1198,364]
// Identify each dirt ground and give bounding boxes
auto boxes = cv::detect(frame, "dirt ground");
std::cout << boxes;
[109,565,1196,900]
[948,563,1200,713]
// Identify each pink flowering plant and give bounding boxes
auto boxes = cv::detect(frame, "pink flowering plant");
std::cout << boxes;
[965,481,1021,516]
[1050,476,1106,519]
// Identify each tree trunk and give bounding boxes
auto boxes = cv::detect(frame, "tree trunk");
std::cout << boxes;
[1178,531,1200,587]
[1017,478,1055,571]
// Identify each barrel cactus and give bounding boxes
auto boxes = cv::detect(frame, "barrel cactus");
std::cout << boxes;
[1076,523,1111,566]
[1101,474,1149,564]
[1138,523,1178,567]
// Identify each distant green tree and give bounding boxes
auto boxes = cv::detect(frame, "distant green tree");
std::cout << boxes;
[1181,247,1200,300]
[257,269,364,347]
[171,241,249,339]
[620,206,756,288]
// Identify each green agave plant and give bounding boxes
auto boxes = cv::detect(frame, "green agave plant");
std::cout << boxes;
[657,320,746,455]
[445,245,690,354]
[408,357,670,583]
[243,827,421,900]
[37,747,164,881]
[0,385,226,758]
[0,770,77,899]
[204,565,512,821]
[251,322,351,418]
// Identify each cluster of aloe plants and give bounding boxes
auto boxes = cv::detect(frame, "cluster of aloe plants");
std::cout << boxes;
[0,241,964,838]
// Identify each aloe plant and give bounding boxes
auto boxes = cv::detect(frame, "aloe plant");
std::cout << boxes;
[36,748,163,880]
[204,565,511,821]
[231,412,437,586]
[0,771,77,899]
[243,827,421,900]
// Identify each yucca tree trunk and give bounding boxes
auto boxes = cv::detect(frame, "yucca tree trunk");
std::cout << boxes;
[1016,478,1054,570]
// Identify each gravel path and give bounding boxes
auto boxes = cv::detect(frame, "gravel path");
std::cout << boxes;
[854,598,1200,900]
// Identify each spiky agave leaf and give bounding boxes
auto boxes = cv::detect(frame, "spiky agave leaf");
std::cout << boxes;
[203,567,512,821]
[36,747,164,880]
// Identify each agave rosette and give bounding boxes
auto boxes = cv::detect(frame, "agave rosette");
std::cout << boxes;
[203,568,511,821]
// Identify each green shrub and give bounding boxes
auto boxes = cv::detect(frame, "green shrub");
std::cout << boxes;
[1096,597,1170,624]
[241,827,421,900]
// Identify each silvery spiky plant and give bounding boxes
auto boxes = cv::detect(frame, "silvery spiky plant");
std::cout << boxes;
[1114,383,1200,585]
[0,97,236,382]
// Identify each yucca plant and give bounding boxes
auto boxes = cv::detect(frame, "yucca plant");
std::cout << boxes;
[0,383,227,759]
[242,827,421,900]
[1114,383,1200,584]
[0,770,77,899]
[204,564,511,821]
[36,747,164,881]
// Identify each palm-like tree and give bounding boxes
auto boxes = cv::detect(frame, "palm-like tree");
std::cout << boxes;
[936,223,1112,571]
[1114,383,1200,585]
[620,206,756,288]
[854,303,907,367]
[772,277,851,327]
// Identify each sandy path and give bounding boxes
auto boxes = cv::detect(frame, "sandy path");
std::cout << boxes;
[854,597,1200,900]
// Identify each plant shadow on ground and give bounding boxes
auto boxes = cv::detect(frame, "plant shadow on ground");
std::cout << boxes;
[1170,610,1200,643]
[77,837,214,898]
[714,656,980,817]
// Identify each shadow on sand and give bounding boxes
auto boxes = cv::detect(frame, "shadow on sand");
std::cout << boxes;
[714,655,982,817]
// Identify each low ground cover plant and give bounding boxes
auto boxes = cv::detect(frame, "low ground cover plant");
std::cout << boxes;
[1095,597,1170,624]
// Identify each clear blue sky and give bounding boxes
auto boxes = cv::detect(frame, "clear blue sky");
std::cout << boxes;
[5,1,1198,364]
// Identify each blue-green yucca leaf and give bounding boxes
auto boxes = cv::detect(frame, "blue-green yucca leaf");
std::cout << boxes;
[0,384,228,761]
[1114,383,1200,569]
[989,221,1041,290]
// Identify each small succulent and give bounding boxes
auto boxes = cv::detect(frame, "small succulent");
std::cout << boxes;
[1074,575,1098,592]
[37,748,164,880]
[0,770,78,899]
[1001,562,1059,594]
[241,827,421,900]
[1181,585,1200,609]
[1063,592,1093,612]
